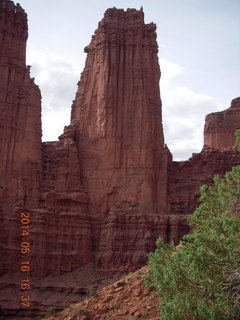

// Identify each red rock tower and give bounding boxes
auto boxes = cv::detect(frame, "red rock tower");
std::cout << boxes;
[0,0,42,272]
[71,8,167,214]
[70,8,170,270]
[0,0,42,208]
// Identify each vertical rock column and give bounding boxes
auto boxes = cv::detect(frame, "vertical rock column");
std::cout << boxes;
[72,8,166,215]
[71,8,170,271]
[0,0,42,273]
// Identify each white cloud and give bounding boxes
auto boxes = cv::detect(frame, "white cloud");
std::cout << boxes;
[160,58,185,87]
[160,58,219,161]
[27,50,81,141]
[42,108,71,141]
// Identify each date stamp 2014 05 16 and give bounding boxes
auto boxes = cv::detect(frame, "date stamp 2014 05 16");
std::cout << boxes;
[20,211,31,308]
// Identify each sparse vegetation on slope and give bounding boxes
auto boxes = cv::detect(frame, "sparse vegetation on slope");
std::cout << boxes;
[43,267,160,320]
[146,133,240,320]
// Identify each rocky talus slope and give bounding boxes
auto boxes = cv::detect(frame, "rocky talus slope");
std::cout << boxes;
[43,267,159,320]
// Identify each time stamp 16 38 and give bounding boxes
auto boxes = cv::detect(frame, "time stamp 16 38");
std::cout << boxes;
[20,211,31,308]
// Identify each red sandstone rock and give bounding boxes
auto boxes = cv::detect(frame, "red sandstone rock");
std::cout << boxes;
[167,97,240,241]
[70,8,170,271]
[34,125,93,277]
[0,0,42,275]
[203,97,240,151]
[31,195,91,278]
[42,266,160,320]
[0,0,92,280]
[0,3,240,318]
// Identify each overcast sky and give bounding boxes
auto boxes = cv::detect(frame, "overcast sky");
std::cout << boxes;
[18,0,240,160]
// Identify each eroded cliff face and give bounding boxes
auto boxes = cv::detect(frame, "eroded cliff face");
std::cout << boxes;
[0,0,42,207]
[167,149,240,236]
[0,0,42,274]
[0,0,92,280]
[167,99,240,241]
[204,97,240,151]
[35,125,92,278]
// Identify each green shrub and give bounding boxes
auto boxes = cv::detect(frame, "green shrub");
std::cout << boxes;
[136,270,143,275]
[146,165,240,320]
[87,287,97,297]
[80,309,90,315]
[47,306,57,316]
[111,304,120,311]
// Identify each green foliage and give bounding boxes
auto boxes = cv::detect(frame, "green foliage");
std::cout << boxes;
[46,306,57,316]
[146,166,240,320]
[69,313,78,320]
[80,309,90,315]
[136,269,144,275]
[136,269,144,279]
[87,287,97,297]
[111,304,120,311]
[235,129,240,152]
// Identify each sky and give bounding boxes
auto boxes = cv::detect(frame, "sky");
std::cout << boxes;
[18,0,240,160]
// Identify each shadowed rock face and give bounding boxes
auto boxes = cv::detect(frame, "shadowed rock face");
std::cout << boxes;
[0,0,42,209]
[0,2,239,317]
[0,0,92,280]
[70,7,170,271]
[0,0,42,275]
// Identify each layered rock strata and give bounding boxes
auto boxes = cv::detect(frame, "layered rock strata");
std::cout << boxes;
[35,126,92,277]
[167,149,240,235]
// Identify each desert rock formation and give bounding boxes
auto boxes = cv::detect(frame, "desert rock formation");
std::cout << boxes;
[70,7,170,272]
[0,0,42,275]
[204,97,240,151]
[0,1,239,317]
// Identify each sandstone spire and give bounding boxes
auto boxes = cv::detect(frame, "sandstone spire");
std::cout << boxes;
[71,7,167,212]
[70,8,170,270]
[72,8,164,149]
[0,0,42,273]
[0,0,42,208]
